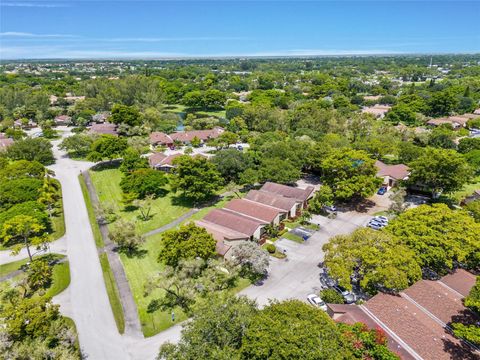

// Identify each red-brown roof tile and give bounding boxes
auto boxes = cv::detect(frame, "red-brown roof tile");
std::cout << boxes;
[203,208,265,237]
[224,198,286,223]
[245,190,298,212]
[260,182,314,202]
[375,160,409,180]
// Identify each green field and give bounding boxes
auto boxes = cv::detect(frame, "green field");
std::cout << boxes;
[99,253,125,334]
[89,167,193,234]
[448,175,480,203]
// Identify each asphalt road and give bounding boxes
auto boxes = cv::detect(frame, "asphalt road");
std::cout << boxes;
[240,211,371,306]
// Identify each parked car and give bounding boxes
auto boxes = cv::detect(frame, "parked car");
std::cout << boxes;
[377,187,387,195]
[372,216,388,225]
[333,286,356,304]
[367,222,383,230]
[237,145,243,151]
[320,273,337,288]
[307,294,328,311]
[323,205,337,213]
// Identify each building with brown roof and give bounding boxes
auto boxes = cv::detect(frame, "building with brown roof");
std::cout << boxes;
[54,115,72,126]
[260,182,315,208]
[375,160,409,188]
[329,269,479,360]
[203,208,267,240]
[195,219,249,258]
[150,132,174,147]
[245,190,299,218]
[89,122,118,136]
[169,127,224,144]
[148,153,183,172]
[426,114,480,129]
[224,198,288,226]
[362,105,391,118]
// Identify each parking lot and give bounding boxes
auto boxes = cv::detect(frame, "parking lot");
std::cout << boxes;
[240,210,371,306]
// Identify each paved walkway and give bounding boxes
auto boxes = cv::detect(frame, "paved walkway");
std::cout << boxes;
[0,257,68,282]
[144,209,199,237]
[82,170,143,337]
[0,236,67,265]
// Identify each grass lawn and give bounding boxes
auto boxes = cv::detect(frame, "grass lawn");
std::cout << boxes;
[99,253,125,334]
[79,174,104,247]
[0,257,31,276]
[89,167,193,234]
[282,231,304,244]
[49,199,66,242]
[447,175,480,203]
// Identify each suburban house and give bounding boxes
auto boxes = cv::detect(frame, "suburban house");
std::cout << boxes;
[148,153,183,172]
[223,198,288,226]
[375,160,409,189]
[245,190,299,218]
[203,208,267,241]
[328,269,479,360]
[361,105,391,118]
[149,128,224,147]
[13,119,37,129]
[89,123,118,136]
[149,132,174,147]
[92,112,110,123]
[54,115,72,126]
[260,182,315,208]
[474,108,480,115]
[194,219,249,259]
[426,113,480,129]
[0,135,14,151]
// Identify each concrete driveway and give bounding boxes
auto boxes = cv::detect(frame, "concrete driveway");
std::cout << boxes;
[240,211,371,306]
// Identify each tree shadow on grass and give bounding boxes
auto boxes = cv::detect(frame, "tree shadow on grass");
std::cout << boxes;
[90,160,122,171]
[113,246,148,259]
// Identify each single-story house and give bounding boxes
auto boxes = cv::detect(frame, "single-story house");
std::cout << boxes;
[195,219,249,258]
[64,93,85,104]
[54,115,72,126]
[245,190,300,218]
[92,112,110,123]
[89,122,118,136]
[260,182,315,208]
[150,132,174,147]
[224,198,288,226]
[148,153,183,172]
[461,189,480,206]
[169,127,224,145]
[426,114,480,129]
[474,108,480,115]
[328,269,478,360]
[0,136,14,151]
[375,160,409,189]
[361,105,391,118]
[203,208,267,241]
[13,119,37,129]
[363,95,382,102]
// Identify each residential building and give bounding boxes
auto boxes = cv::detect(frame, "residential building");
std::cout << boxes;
[194,220,249,258]
[203,208,267,241]
[54,115,72,126]
[245,190,299,218]
[92,112,110,123]
[89,122,118,136]
[375,160,409,188]
[328,269,479,360]
[426,113,480,129]
[224,198,288,226]
[362,105,391,118]
[149,132,174,147]
[148,153,183,172]
[0,136,14,151]
[260,181,315,208]
[169,127,224,145]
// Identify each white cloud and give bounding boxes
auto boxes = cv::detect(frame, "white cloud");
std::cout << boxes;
[1,2,69,7]
[0,32,77,38]
[105,36,247,43]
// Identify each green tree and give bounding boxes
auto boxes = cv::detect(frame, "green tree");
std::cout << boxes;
[323,228,421,294]
[465,199,480,222]
[88,134,128,162]
[408,148,473,196]
[158,294,257,360]
[321,149,382,201]
[452,276,480,345]
[0,160,45,180]
[320,289,344,304]
[119,147,149,173]
[258,158,301,184]
[212,148,251,183]
[133,194,155,221]
[309,185,334,214]
[26,258,53,292]
[120,168,168,199]
[386,204,480,273]
[386,103,418,125]
[240,300,348,360]
[190,136,201,148]
[0,177,43,210]
[427,90,459,117]
[5,137,55,165]
[458,137,480,154]
[0,215,50,261]
[110,104,142,126]
[59,133,96,158]
[171,155,223,202]
[109,219,145,255]
[158,223,216,267]
[397,142,424,165]
[428,126,456,149]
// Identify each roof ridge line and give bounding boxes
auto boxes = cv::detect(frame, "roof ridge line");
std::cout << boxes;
[359,304,424,360]
[437,279,468,298]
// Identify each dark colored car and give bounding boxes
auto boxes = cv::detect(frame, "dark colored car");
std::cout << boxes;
[377,187,387,195]
[333,285,356,304]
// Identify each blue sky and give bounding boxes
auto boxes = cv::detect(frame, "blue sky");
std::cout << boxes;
[1,1,479,59]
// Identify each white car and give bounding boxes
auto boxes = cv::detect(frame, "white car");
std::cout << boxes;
[307,294,327,311]
[367,222,383,230]
[373,216,388,225]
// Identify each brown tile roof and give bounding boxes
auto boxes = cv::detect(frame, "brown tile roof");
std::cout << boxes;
[364,293,471,360]
[55,115,72,122]
[203,208,265,237]
[224,198,286,223]
[0,137,14,150]
[260,182,314,202]
[327,304,415,360]
[362,105,391,117]
[245,190,298,212]
[375,160,409,180]
[89,123,118,135]
[195,220,248,242]
[148,153,183,168]
[169,127,223,143]
[150,132,173,145]
[439,269,477,298]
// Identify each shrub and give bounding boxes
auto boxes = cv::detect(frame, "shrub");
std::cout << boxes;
[266,244,276,254]
[320,289,344,304]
